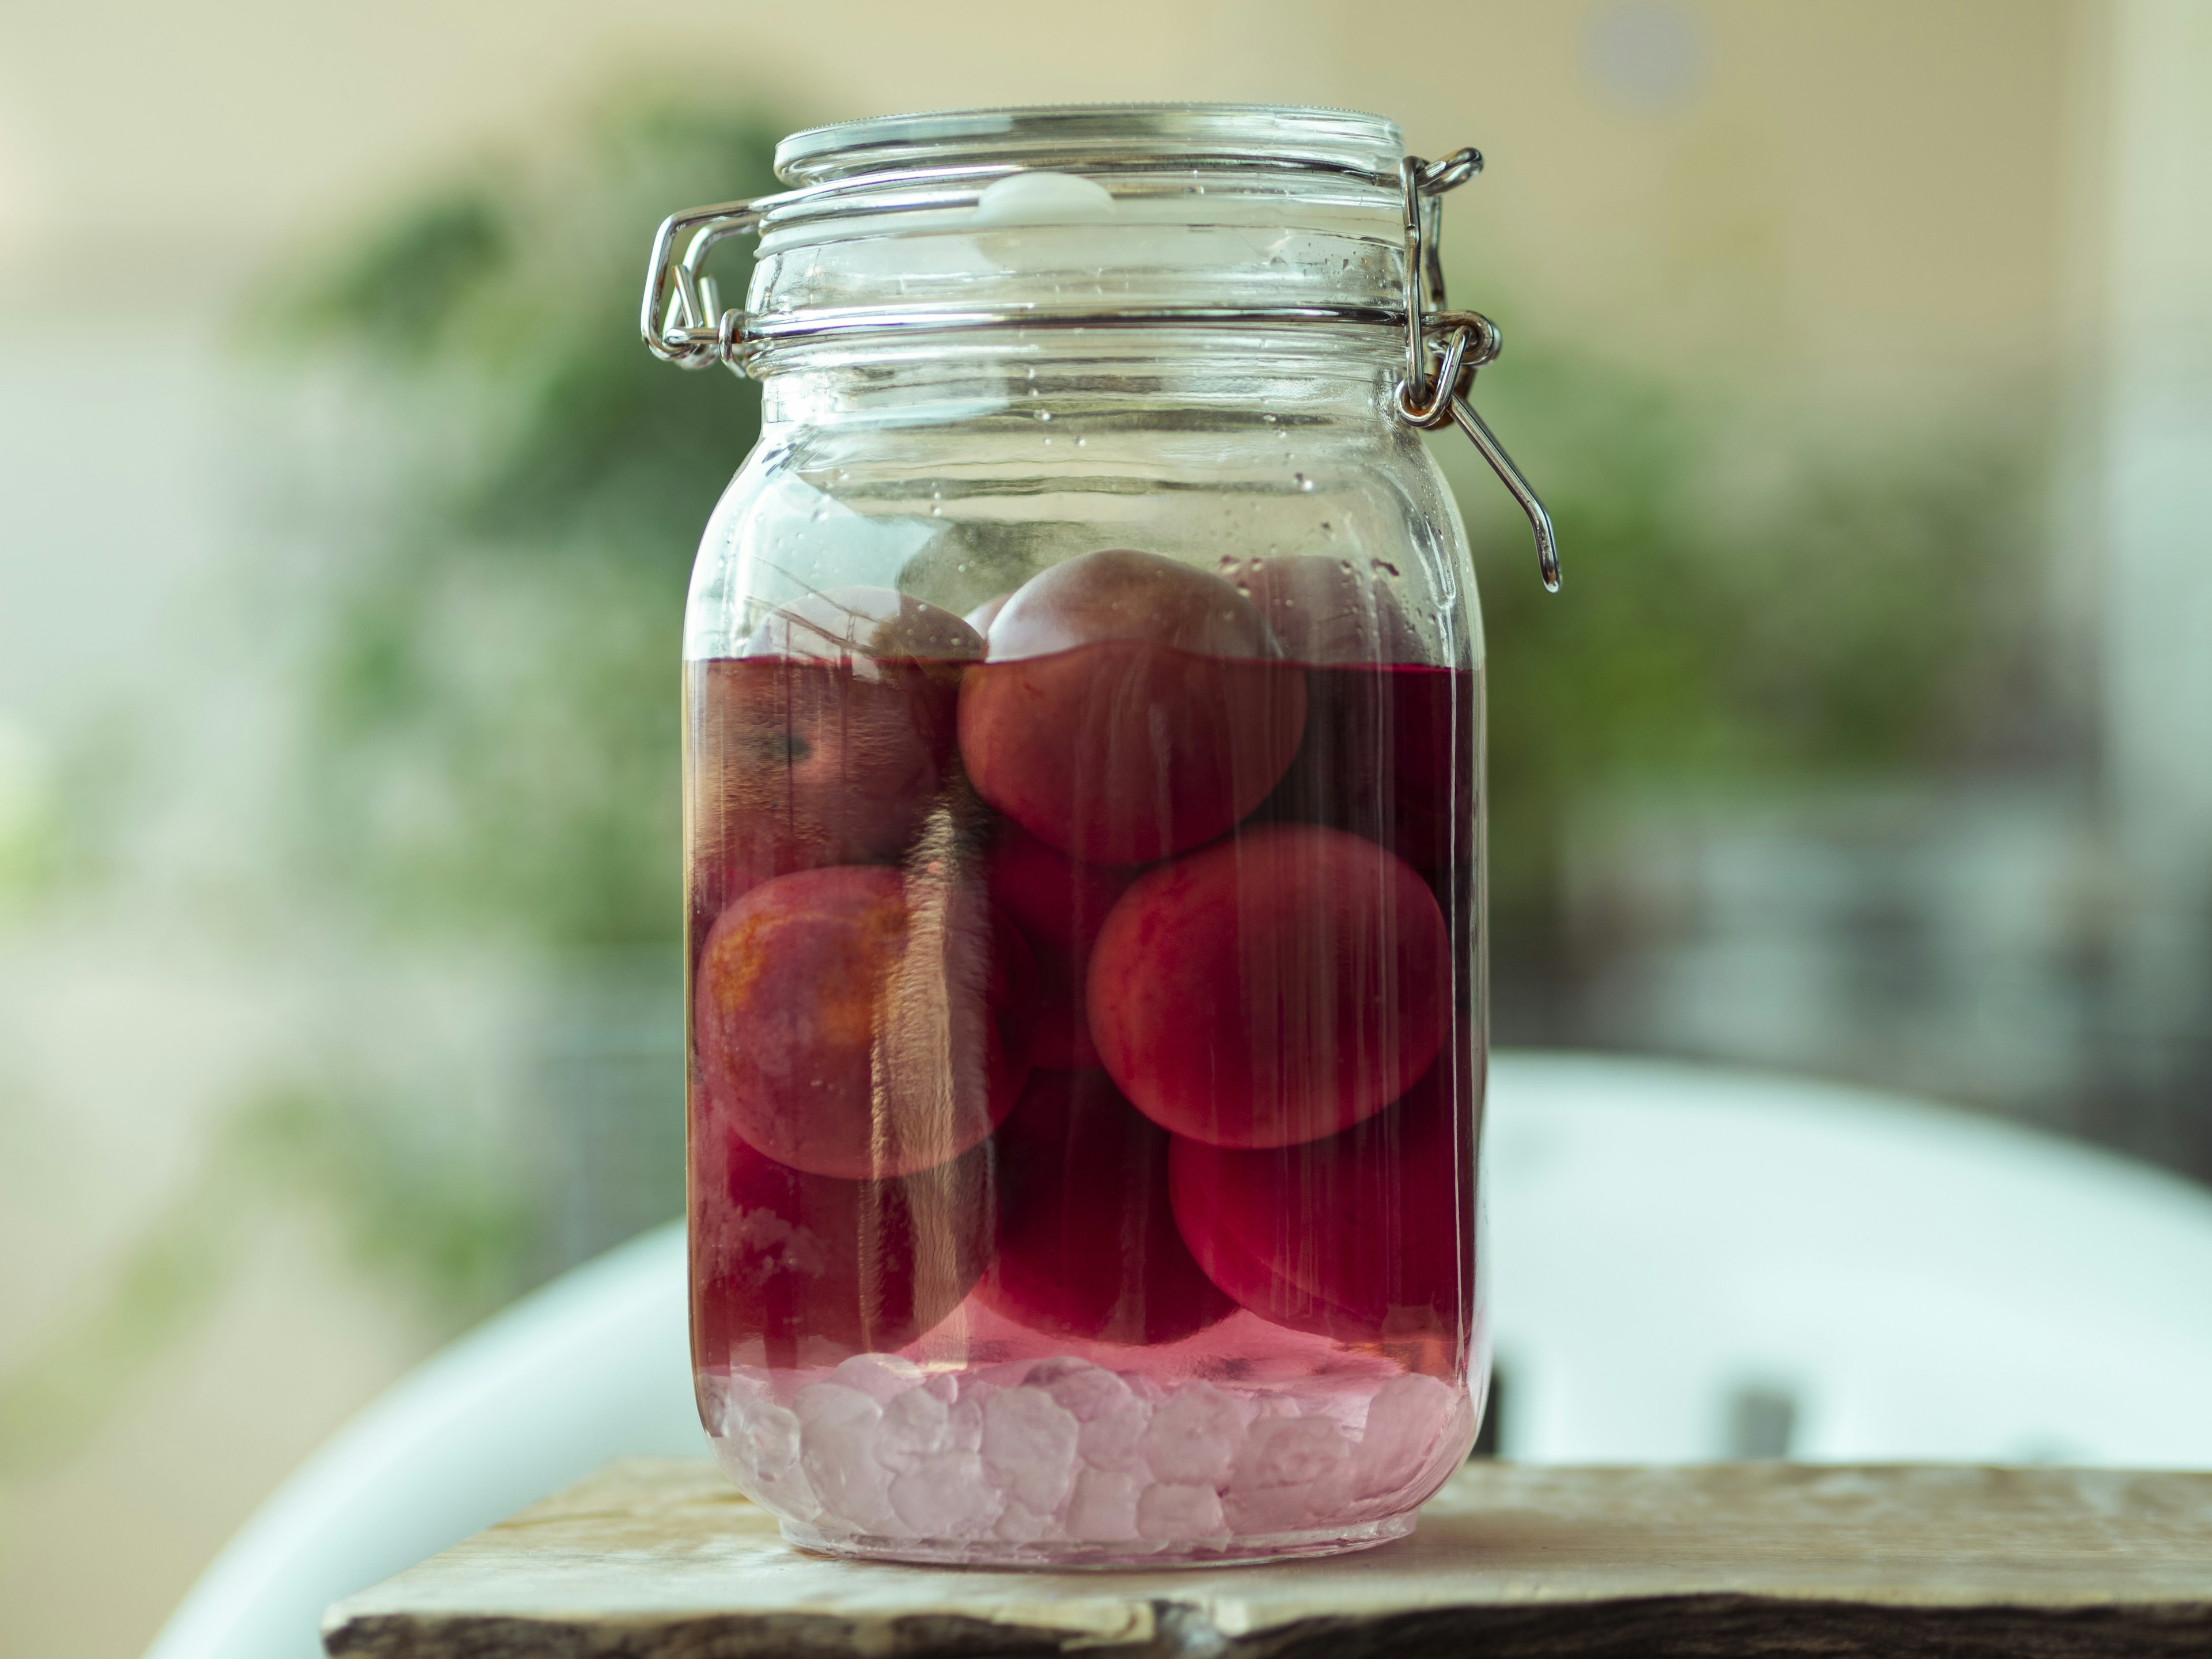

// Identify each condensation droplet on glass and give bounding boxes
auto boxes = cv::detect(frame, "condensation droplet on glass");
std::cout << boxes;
[1073,435,1086,447]
[1036,409,1052,422]
[1294,472,1313,492]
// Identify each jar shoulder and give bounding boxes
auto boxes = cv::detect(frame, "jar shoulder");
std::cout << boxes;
[686,416,1482,669]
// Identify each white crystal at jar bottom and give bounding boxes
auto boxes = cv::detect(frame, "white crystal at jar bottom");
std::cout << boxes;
[702,1355,1474,1559]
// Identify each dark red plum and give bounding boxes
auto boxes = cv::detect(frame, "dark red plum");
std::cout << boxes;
[688,587,979,934]
[959,548,1307,863]
[979,1069,1235,1344]
[984,820,1138,1070]
[1087,824,1450,1148]
[694,863,1036,1179]
[1167,1064,1475,1344]
[1225,559,1476,870]
[691,1125,991,1370]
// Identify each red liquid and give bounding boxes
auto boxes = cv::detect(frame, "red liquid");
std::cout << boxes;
[685,628,1482,1562]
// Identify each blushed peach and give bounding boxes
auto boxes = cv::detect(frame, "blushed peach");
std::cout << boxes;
[1167,1063,1475,1343]
[979,1069,1234,1344]
[694,863,1036,1179]
[958,549,1307,863]
[1086,824,1450,1148]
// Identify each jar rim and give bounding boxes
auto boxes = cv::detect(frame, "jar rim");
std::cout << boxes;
[775,104,1407,189]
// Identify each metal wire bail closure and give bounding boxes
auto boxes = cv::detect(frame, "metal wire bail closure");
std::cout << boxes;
[640,198,760,369]
[638,141,1560,590]
[1393,151,1560,593]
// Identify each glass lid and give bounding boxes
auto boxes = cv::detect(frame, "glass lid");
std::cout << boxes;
[774,104,1408,188]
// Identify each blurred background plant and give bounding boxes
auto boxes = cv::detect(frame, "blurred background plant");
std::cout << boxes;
[2,3,2206,1652]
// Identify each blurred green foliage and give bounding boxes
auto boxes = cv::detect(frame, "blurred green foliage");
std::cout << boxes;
[288,101,784,949]
[1459,347,2036,969]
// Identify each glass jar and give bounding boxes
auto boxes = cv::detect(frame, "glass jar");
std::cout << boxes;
[647,104,1554,1567]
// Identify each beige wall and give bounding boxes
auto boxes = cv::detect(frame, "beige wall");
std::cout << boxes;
[2,1,2080,408]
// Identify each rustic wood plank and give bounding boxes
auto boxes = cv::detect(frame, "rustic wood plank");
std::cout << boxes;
[324,1456,2212,1657]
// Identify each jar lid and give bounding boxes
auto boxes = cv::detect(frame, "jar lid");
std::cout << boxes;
[774,104,1407,190]
[641,107,1560,590]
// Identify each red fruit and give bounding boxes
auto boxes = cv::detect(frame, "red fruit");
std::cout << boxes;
[964,593,1010,634]
[1086,824,1451,1148]
[958,548,1308,863]
[1168,1062,1476,1343]
[979,1070,1235,1344]
[688,586,979,924]
[1258,664,1479,871]
[984,821,1138,1070]
[1223,557,1477,871]
[691,1126,990,1370]
[694,864,1035,1179]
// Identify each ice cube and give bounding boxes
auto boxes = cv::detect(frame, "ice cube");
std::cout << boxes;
[1119,1370,1169,1405]
[994,1499,1051,1543]
[1138,1381,1249,1486]
[876,1384,952,1472]
[723,1397,821,1521]
[1236,1414,1353,1490]
[1041,1365,1152,1474]
[944,1395,984,1455]
[1224,1415,1353,1533]
[828,1351,925,1404]
[889,1450,1004,1537]
[980,1385,1081,1513]
[1137,1481,1226,1541]
[1350,1372,1457,1499]
[794,1382,897,1532]
[733,1399,804,1480]
[1063,1468,1142,1543]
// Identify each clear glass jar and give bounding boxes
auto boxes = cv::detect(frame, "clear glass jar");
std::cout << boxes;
[664,105,1498,1566]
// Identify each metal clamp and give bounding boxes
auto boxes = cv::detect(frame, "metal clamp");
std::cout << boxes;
[639,198,761,369]
[641,145,1559,589]
[1395,151,1560,592]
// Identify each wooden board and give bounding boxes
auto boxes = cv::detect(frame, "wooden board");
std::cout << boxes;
[324,1456,2212,1657]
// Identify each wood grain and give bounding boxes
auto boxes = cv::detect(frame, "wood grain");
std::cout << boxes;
[324,1457,2212,1657]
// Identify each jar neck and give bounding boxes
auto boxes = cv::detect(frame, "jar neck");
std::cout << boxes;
[756,328,1404,431]
[743,109,1409,372]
